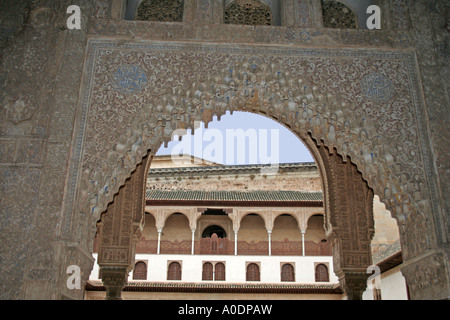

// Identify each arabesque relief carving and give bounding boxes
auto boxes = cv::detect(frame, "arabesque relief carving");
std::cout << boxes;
[77,42,434,264]
[0,0,447,302]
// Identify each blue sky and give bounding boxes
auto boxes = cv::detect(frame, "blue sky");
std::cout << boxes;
[156,111,314,164]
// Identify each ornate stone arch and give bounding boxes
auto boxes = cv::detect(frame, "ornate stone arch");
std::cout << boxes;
[79,47,418,226]
[146,209,192,231]
[164,211,191,230]
[239,211,269,231]
[272,212,301,232]
[305,212,326,234]
[306,212,325,223]
[272,211,301,227]
[73,40,440,299]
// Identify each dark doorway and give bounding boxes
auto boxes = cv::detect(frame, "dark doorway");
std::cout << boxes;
[202,225,227,238]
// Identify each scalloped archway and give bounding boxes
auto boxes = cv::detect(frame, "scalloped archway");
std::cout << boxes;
[68,40,441,300]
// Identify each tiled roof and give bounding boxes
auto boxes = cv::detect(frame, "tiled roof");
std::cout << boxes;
[86,280,342,294]
[146,189,323,203]
[148,162,317,176]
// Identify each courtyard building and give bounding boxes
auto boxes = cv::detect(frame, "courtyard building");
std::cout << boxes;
[84,155,407,300]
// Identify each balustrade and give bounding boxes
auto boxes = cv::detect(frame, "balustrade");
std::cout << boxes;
[134,237,331,256]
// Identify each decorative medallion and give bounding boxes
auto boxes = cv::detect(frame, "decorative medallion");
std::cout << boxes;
[1,94,38,125]
[360,72,394,102]
[111,64,148,94]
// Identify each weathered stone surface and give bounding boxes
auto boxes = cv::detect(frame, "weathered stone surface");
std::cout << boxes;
[0,0,448,300]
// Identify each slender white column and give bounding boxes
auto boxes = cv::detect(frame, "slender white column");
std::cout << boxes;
[301,230,306,256]
[268,230,272,256]
[191,229,195,255]
[157,229,162,255]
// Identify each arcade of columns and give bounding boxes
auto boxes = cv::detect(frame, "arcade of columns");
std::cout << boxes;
[143,206,325,256]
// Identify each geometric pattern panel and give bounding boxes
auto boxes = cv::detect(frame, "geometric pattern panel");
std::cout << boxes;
[136,0,184,22]
[321,0,357,29]
[225,0,272,25]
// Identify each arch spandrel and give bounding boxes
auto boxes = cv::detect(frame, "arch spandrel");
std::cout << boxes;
[78,41,434,259]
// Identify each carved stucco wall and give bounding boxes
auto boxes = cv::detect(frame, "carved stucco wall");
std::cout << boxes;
[0,0,96,300]
[78,0,449,300]
[78,40,433,257]
[0,0,448,300]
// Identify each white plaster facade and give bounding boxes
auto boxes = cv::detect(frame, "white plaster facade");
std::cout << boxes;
[89,253,337,284]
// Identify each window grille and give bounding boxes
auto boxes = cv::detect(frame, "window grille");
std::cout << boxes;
[321,0,357,29]
[133,261,147,280]
[224,0,272,26]
[167,261,182,280]
[202,262,214,281]
[315,263,329,282]
[215,262,226,281]
[136,0,184,22]
[281,263,295,282]
[246,263,260,281]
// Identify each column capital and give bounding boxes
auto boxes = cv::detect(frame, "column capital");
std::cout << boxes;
[336,270,370,300]
[100,266,129,300]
